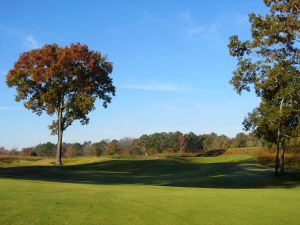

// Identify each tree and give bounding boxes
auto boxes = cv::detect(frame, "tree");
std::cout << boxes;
[34,142,56,157]
[118,138,134,155]
[91,140,107,156]
[183,132,203,153]
[201,133,218,150]
[64,143,83,157]
[106,140,121,155]
[228,0,299,175]
[6,43,115,165]
[244,98,299,174]
[231,133,248,148]
[0,146,9,156]
[140,134,150,155]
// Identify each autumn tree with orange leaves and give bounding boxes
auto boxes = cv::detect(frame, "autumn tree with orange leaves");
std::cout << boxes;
[6,43,115,165]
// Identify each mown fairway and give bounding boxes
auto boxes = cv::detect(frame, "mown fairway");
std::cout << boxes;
[1,154,300,225]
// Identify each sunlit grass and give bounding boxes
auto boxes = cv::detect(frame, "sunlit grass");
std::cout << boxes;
[0,153,300,225]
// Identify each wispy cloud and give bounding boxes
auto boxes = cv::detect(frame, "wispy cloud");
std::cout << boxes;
[24,35,39,49]
[180,11,217,39]
[0,24,40,50]
[110,10,218,41]
[109,11,173,36]
[0,24,22,36]
[120,82,196,92]
[0,106,18,111]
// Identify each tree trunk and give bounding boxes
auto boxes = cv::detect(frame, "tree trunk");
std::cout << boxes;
[280,140,285,174]
[56,108,63,166]
[275,98,284,176]
[275,137,280,176]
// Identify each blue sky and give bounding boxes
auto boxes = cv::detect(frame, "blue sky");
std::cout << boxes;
[0,1,267,149]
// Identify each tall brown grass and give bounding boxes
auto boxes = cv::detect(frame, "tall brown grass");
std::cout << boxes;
[225,147,300,168]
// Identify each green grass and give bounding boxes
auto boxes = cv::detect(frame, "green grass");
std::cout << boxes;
[1,154,300,225]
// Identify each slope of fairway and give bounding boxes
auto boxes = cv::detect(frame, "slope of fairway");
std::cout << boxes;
[1,154,300,225]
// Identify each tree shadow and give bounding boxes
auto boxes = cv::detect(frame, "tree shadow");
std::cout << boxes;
[195,149,226,157]
[0,158,299,189]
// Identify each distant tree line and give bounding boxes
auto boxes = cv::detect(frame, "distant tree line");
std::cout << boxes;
[2,131,292,157]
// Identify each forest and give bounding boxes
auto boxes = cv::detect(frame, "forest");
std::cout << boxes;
[1,131,300,157]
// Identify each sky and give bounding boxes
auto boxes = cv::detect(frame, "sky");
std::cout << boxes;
[0,1,268,149]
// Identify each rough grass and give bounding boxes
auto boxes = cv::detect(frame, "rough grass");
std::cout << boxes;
[1,153,300,225]
[225,147,300,169]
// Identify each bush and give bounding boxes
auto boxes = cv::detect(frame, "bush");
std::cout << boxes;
[30,152,37,157]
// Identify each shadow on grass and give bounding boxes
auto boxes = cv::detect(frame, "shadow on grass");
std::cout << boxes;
[0,158,299,189]
[196,149,226,157]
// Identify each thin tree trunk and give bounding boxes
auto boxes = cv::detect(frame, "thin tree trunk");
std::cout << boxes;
[56,107,63,166]
[275,98,284,176]
[280,140,285,174]
[275,137,280,176]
